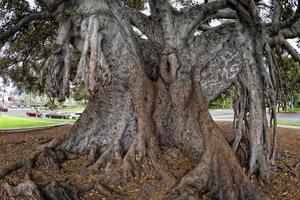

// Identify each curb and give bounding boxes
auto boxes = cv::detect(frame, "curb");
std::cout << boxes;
[0,123,71,133]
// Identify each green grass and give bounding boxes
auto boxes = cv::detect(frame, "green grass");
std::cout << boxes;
[45,106,85,112]
[277,121,300,127]
[16,116,76,124]
[278,107,300,113]
[0,116,61,129]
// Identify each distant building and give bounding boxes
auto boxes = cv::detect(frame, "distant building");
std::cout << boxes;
[0,77,16,106]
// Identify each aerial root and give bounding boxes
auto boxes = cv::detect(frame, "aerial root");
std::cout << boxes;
[40,20,71,101]
[74,15,111,96]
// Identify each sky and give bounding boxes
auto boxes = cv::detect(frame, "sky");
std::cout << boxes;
[27,0,35,8]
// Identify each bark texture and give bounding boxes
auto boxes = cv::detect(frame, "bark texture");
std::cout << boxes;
[3,0,297,199]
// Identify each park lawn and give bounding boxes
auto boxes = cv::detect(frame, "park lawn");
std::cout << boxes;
[0,116,60,129]
[277,121,300,127]
[278,107,300,113]
[47,105,86,112]
[15,116,76,124]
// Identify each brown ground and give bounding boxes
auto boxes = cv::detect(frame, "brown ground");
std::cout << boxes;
[0,122,299,199]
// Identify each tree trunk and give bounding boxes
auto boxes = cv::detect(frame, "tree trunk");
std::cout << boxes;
[18,0,270,199]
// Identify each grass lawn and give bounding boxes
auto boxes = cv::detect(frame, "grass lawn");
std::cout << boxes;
[278,121,300,127]
[278,107,300,113]
[16,116,76,124]
[0,115,61,129]
[47,105,86,112]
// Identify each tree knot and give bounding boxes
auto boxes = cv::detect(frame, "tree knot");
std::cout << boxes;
[159,53,181,84]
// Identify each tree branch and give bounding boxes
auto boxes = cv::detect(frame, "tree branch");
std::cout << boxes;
[173,1,229,41]
[203,9,237,22]
[271,0,280,23]
[178,1,228,32]
[276,35,300,62]
[267,2,300,35]
[0,11,52,44]
[124,6,163,45]
[227,0,254,24]
[280,21,300,39]
[183,0,228,19]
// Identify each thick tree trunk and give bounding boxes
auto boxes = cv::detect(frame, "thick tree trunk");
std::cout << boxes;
[58,22,244,156]
[50,2,266,199]
[1,1,272,199]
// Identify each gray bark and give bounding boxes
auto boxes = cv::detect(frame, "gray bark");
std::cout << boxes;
[5,0,299,199]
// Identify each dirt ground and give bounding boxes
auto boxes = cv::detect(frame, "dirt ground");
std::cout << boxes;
[0,122,299,199]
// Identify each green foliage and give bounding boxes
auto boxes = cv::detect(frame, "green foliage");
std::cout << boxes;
[277,0,298,20]
[209,89,234,109]
[71,86,88,102]
[63,7,79,16]
[278,56,300,92]
[125,0,145,10]
[275,53,300,108]
[0,0,57,94]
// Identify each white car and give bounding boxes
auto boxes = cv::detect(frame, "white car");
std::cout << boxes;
[69,112,81,120]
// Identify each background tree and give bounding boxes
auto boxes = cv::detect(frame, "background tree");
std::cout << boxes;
[1,0,300,199]
[276,55,300,110]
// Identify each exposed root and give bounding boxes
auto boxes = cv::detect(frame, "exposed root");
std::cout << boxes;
[1,173,44,200]
[85,141,100,167]
[0,135,65,180]
[295,162,300,177]
[118,122,177,187]
[168,149,268,200]
[36,148,65,170]
[1,174,81,200]
[43,180,79,200]
[95,183,128,199]
[89,121,176,188]
[0,154,37,180]
[165,72,269,200]
[89,122,129,169]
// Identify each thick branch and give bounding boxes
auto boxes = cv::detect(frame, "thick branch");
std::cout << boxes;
[214,9,237,19]
[125,6,150,32]
[227,0,255,24]
[271,0,280,23]
[277,35,300,62]
[182,0,229,20]
[280,21,300,38]
[125,6,163,44]
[202,9,237,25]
[267,3,300,35]
[177,1,229,36]
[0,12,52,44]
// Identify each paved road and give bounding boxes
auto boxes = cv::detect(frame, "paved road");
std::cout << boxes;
[3,108,30,117]
[2,108,78,117]
[2,108,300,123]
[209,109,300,122]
